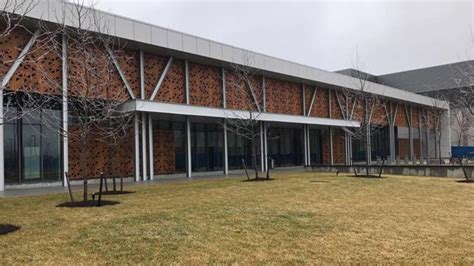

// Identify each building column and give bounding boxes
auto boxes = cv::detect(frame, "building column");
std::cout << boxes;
[307,125,311,166]
[263,122,268,171]
[62,34,68,187]
[409,107,414,160]
[344,132,351,164]
[260,122,265,172]
[303,125,309,166]
[329,127,334,165]
[389,122,396,163]
[141,113,148,180]
[0,83,4,191]
[148,115,154,180]
[186,116,192,178]
[223,120,229,175]
[134,112,140,181]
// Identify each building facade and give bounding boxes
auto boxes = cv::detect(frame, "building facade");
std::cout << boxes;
[0,1,451,190]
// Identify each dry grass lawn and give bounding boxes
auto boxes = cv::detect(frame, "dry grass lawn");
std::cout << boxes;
[0,172,473,264]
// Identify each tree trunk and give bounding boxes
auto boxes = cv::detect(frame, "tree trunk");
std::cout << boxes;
[80,138,89,202]
[252,140,258,179]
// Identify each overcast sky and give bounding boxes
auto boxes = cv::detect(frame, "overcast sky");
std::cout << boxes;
[89,0,474,75]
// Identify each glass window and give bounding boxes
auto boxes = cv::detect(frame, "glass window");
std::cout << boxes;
[191,122,224,172]
[309,128,323,164]
[22,124,41,181]
[4,123,19,183]
[268,126,303,167]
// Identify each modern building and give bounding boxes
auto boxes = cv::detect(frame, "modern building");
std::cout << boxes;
[339,60,474,149]
[0,0,451,191]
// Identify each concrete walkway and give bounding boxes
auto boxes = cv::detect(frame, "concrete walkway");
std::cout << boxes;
[0,167,304,198]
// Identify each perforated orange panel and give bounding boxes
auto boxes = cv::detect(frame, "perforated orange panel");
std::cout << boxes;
[189,62,222,108]
[225,72,263,111]
[68,127,134,179]
[155,59,186,104]
[8,33,62,95]
[154,129,175,174]
[395,104,409,127]
[266,78,302,115]
[115,50,140,98]
[315,88,329,118]
[331,92,344,119]
[333,129,345,164]
[412,107,420,127]
[143,53,167,99]
[0,28,31,79]
[67,42,129,101]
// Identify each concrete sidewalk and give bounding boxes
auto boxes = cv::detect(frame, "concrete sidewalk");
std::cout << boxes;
[0,167,304,198]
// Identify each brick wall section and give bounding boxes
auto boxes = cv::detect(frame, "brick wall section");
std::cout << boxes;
[189,62,222,108]
[322,130,331,164]
[305,87,330,118]
[331,91,344,119]
[225,71,262,111]
[303,85,314,115]
[313,88,330,118]
[144,53,167,99]
[395,104,409,127]
[155,59,186,104]
[414,139,421,158]
[266,78,302,115]
[398,139,410,159]
[0,28,30,77]
[333,129,345,164]
[372,104,388,125]
[67,43,128,100]
[68,127,133,179]
[0,29,62,95]
[154,130,175,174]
[412,107,420,128]
[115,50,140,98]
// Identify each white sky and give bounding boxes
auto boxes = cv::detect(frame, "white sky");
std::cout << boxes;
[87,0,474,75]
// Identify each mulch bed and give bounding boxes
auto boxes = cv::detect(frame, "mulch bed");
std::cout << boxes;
[243,177,274,182]
[56,200,120,208]
[0,224,20,235]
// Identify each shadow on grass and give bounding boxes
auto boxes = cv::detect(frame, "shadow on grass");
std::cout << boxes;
[350,175,384,179]
[56,200,120,208]
[0,224,20,235]
[456,180,474,184]
[96,191,135,196]
[309,180,330,183]
[242,178,275,182]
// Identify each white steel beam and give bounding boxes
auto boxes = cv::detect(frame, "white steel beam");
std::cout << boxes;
[107,47,136,99]
[141,113,147,180]
[122,100,360,128]
[185,60,190,104]
[222,68,226,108]
[151,57,173,101]
[148,114,154,180]
[262,77,266,112]
[186,116,192,178]
[134,113,140,181]
[139,50,145,99]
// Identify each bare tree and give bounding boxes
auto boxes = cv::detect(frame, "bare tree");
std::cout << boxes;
[335,58,388,176]
[30,1,134,202]
[419,92,447,163]
[223,55,267,180]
